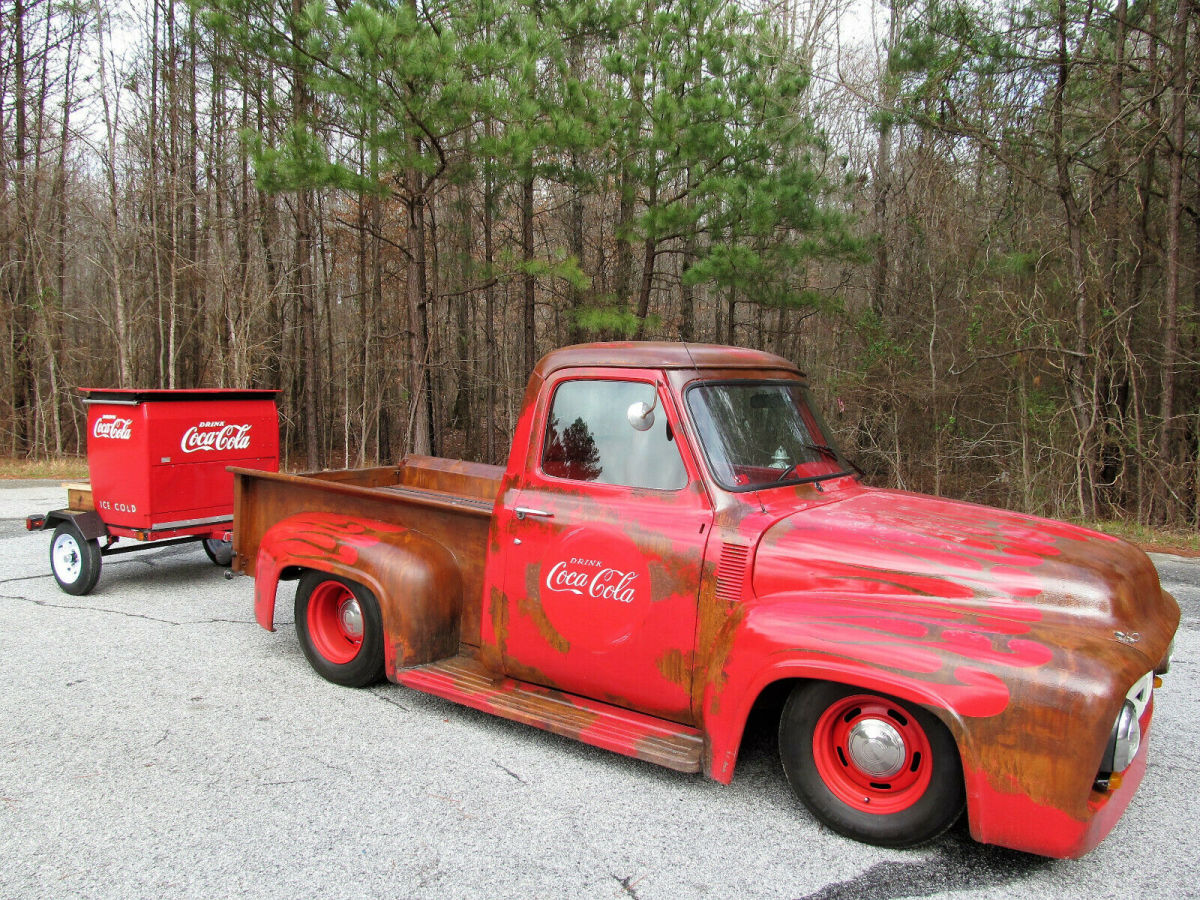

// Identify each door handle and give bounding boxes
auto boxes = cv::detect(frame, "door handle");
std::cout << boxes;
[514,506,554,520]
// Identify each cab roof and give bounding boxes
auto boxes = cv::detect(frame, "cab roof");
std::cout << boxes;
[535,342,802,378]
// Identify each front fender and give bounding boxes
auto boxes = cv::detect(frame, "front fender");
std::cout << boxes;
[699,591,1164,855]
[255,512,463,673]
[699,594,990,784]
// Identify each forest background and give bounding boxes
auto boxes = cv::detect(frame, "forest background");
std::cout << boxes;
[1,0,1197,528]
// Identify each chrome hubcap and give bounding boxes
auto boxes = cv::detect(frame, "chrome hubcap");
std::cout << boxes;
[338,597,363,639]
[846,718,906,778]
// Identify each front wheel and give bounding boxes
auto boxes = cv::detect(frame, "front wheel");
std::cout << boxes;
[294,572,385,687]
[779,682,964,848]
[50,520,102,596]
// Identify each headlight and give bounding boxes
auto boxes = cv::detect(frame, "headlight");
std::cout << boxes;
[1102,700,1141,774]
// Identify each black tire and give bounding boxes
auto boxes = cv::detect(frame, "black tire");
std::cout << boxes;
[779,681,964,849]
[294,571,385,687]
[49,520,102,596]
[202,538,233,567]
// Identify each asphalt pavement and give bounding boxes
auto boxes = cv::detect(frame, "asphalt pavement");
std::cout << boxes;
[1,480,1196,899]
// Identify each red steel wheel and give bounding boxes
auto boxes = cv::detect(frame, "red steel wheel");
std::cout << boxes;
[294,572,385,687]
[780,682,964,848]
[810,692,933,814]
[306,579,364,664]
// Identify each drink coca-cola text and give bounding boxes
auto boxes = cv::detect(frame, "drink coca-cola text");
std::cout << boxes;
[545,559,638,604]
[93,415,132,440]
[181,422,253,454]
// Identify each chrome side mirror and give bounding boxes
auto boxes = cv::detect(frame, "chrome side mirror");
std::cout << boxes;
[626,400,656,432]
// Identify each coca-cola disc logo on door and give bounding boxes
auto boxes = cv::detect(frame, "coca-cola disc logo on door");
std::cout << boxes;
[540,526,651,649]
[92,415,133,440]
[181,421,253,454]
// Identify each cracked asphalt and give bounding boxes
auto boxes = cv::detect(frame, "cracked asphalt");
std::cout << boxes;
[1,480,1197,899]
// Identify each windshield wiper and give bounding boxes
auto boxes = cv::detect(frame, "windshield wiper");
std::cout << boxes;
[774,443,864,484]
[775,465,856,486]
[774,444,842,482]
[800,442,840,461]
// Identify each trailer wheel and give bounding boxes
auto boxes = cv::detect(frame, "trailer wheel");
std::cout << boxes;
[202,538,233,567]
[50,520,102,596]
[779,682,964,848]
[295,572,385,687]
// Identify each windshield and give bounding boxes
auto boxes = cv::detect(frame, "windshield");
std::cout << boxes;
[686,380,851,491]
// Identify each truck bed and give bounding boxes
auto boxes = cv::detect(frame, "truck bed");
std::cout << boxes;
[231,455,502,646]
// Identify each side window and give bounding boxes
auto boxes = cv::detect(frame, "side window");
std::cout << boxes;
[541,380,688,491]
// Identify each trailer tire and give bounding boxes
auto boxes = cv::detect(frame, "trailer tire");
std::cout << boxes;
[779,681,964,848]
[202,538,233,567]
[295,572,385,687]
[50,520,102,596]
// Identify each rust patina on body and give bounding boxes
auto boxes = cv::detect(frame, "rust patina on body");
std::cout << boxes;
[233,342,1179,859]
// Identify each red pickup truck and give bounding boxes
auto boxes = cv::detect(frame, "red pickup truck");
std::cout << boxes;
[232,342,1178,858]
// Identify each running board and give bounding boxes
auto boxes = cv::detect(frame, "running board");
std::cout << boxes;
[397,655,704,773]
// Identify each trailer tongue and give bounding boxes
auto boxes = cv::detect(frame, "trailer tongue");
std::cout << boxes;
[27,387,279,595]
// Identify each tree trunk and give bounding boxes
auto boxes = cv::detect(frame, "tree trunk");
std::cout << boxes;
[522,172,536,374]
[633,236,656,339]
[484,120,497,464]
[1052,0,1095,517]
[405,186,431,456]
[292,0,320,467]
[1155,0,1191,519]
[11,0,32,451]
[871,0,899,317]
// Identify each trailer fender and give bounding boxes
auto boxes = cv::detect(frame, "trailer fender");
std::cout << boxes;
[255,512,463,672]
[39,509,108,541]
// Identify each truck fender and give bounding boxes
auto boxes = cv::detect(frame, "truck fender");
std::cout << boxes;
[697,590,1157,856]
[696,594,1031,785]
[254,512,463,673]
[700,652,976,787]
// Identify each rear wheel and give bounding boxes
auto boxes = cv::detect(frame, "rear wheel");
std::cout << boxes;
[201,538,233,567]
[294,572,385,687]
[779,682,964,848]
[50,520,102,596]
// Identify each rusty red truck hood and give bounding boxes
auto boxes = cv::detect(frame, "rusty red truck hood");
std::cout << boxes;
[753,487,1169,646]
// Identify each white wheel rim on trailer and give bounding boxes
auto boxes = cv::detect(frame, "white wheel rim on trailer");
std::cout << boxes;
[52,531,83,583]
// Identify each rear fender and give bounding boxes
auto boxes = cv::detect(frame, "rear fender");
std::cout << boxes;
[255,512,462,673]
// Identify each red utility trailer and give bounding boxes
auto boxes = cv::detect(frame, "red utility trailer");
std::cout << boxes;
[27,388,279,595]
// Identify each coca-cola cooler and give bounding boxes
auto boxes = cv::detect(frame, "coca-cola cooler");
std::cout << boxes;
[83,388,280,532]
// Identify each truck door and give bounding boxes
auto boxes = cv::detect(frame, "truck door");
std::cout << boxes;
[498,372,713,722]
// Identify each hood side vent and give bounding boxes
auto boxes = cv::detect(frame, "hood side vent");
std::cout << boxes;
[716,542,750,604]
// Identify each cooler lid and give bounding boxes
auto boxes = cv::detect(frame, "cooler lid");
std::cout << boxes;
[80,388,280,404]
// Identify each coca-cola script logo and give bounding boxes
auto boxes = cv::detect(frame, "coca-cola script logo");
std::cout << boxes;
[539,527,651,648]
[93,415,132,440]
[181,421,253,454]
[545,559,638,604]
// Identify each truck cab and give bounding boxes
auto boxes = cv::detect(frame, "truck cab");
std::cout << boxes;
[482,344,850,722]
